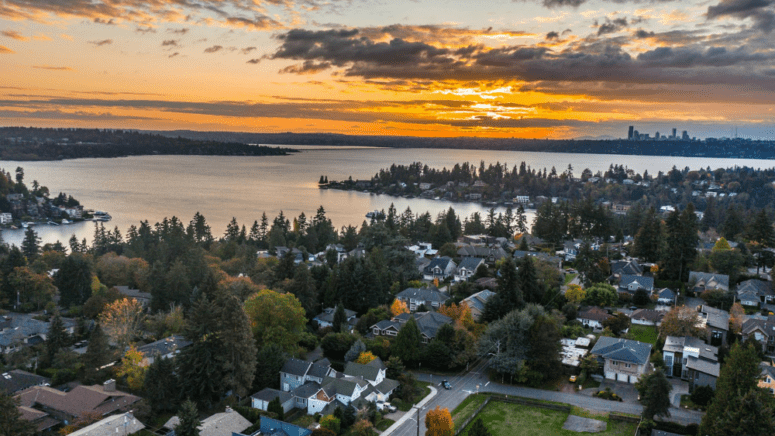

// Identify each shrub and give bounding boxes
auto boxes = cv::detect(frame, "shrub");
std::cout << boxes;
[690,385,714,407]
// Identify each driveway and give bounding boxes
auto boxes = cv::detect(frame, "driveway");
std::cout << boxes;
[596,380,639,403]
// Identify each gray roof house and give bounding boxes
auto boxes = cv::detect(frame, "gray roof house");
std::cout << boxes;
[280,358,336,392]
[313,307,358,329]
[67,412,145,436]
[456,245,508,264]
[618,275,654,294]
[591,337,652,384]
[113,286,151,307]
[371,312,454,344]
[454,257,485,282]
[662,336,720,391]
[395,286,450,311]
[251,388,295,414]
[462,289,496,321]
[699,305,730,346]
[136,335,191,366]
[656,288,677,305]
[610,260,644,277]
[736,279,774,307]
[742,315,775,356]
[0,370,50,395]
[0,313,76,354]
[422,257,457,280]
[164,408,251,436]
[689,271,729,293]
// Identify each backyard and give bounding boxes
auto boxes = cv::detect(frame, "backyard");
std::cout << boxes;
[457,400,638,436]
[627,324,658,345]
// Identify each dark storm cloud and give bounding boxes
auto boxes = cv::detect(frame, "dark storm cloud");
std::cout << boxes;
[707,0,775,33]
[597,17,628,35]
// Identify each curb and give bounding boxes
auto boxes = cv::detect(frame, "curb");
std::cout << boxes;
[381,386,438,435]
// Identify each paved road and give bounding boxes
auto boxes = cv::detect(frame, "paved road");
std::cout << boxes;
[385,360,703,435]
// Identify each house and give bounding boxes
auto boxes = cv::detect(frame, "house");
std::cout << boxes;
[17,380,140,428]
[0,370,50,395]
[618,275,654,294]
[0,213,12,224]
[251,388,295,414]
[67,412,145,436]
[287,367,398,416]
[256,417,312,436]
[0,313,77,354]
[662,336,720,391]
[559,242,578,261]
[136,335,191,366]
[610,260,644,278]
[560,338,590,369]
[736,279,774,307]
[741,315,775,355]
[474,277,498,290]
[114,286,151,307]
[576,307,612,329]
[280,358,337,392]
[513,251,563,270]
[343,359,386,386]
[416,257,431,275]
[406,242,437,258]
[689,271,729,293]
[630,309,664,326]
[164,407,251,436]
[371,312,454,344]
[656,288,677,305]
[699,305,730,346]
[454,257,484,282]
[422,257,457,280]
[590,337,652,384]
[313,307,358,330]
[462,289,496,321]
[759,362,775,395]
[395,287,450,311]
[456,245,508,264]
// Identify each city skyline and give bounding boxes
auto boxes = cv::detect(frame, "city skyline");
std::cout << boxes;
[2,0,775,139]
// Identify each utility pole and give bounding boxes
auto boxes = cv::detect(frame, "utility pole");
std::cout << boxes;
[416,406,420,436]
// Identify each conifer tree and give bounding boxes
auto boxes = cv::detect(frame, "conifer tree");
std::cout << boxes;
[332,304,347,333]
[144,356,179,412]
[215,292,257,398]
[82,323,110,384]
[467,418,491,436]
[175,400,201,436]
[636,368,672,420]
[517,256,541,304]
[0,392,35,436]
[45,311,69,364]
[392,316,421,365]
[55,253,93,307]
[20,227,40,261]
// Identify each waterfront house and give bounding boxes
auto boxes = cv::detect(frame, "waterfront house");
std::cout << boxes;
[590,337,652,384]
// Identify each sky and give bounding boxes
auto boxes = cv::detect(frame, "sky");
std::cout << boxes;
[2,0,775,139]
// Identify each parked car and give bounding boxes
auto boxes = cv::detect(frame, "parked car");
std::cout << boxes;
[569,375,577,383]
[377,402,397,413]
[441,380,451,390]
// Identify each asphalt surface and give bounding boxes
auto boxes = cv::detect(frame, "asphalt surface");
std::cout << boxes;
[384,359,704,435]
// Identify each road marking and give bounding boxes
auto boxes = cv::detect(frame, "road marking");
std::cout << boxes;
[485,382,490,387]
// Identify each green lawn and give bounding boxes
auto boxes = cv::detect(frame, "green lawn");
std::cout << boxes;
[564,273,578,285]
[375,418,395,431]
[628,324,658,345]
[451,394,489,425]
[458,401,637,436]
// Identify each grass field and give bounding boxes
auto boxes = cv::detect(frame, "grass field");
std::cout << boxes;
[628,324,658,345]
[564,273,578,285]
[458,401,638,436]
[451,394,489,425]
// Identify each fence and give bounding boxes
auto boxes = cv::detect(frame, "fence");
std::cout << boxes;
[454,395,572,435]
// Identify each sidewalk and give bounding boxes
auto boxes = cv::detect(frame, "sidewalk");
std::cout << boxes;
[381,386,438,435]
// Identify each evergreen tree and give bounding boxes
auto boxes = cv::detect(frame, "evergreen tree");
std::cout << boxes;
[517,256,542,304]
[215,292,257,398]
[0,392,36,436]
[467,418,491,436]
[632,208,662,262]
[253,343,286,392]
[20,227,40,261]
[636,368,672,420]
[332,304,347,333]
[45,312,69,365]
[344,340,366,362]
[287,265,318,318]
[720,207,744,240]
[497,256,523,314]
[0,246,26,307]
[661,205,698,282]
[55,253,93,307]
[144,357,179,413]
[392,316,421,365]
[527,314,561,382]
[177,334,226,408]
[82,323,110,384]
[174,400,201,436]
[267,397,284,420]
[700,342,775,436]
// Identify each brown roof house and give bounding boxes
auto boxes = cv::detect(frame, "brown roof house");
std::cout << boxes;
[16,379,140,428]
[576,307,612,330]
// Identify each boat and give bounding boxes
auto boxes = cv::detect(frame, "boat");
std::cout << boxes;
[47,221,59,226]
[61,219,71,224]
[22,222,35,228]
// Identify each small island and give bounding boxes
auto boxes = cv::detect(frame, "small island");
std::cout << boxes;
[0,127,296,161]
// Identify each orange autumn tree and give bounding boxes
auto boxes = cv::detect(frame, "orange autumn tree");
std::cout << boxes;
[117,345,146,391]
[425,406,454,436]
[391,299,409,316]
[356,351,377,364]
[439,302,474,329]
[99,297,144,350]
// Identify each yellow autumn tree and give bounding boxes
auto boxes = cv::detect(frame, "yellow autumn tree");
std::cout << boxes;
[729,302,746,335]
[565,284,585,305]
[438,302,475,329]
[425,406,454,436]
[99,297,144,349]
[116,345,146,391]
[391,299,409,316]
[356,351,376,364]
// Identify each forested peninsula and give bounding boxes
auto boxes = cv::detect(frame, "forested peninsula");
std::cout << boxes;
[0,127,296,161]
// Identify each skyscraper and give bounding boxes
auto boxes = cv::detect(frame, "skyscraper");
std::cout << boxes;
[628,126,634,140]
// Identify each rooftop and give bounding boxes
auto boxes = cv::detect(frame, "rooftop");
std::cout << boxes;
[590,336,652,365]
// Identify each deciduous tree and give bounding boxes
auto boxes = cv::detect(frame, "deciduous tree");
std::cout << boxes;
[244,289,306,354]
[565,284,585,305]
[425,406,454,436]
[659,306,702,339]
[99,298,144,350]
[356,351,376,364]
[391,299,409,316]
[116,345,146,392]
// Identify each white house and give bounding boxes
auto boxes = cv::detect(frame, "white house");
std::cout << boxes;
[576,307,612,329]
[454,257,484,282]
[0,213,12,224]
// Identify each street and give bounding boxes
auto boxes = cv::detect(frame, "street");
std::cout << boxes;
[384,360,704,435]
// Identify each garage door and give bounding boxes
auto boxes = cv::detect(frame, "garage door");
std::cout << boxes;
[617,373,628,382]
[605,372,615,380]
[630,375,639,384]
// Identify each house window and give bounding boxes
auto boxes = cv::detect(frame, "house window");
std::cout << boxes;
[625,363,631,369]
[613,361,618,366]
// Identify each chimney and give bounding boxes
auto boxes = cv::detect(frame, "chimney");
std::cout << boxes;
[225,406,234,413]
[103,379,116,392]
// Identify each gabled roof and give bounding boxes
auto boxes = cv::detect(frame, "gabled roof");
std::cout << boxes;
[0,370,50,395]
[457,245,507,260]
[113,286,151,302]
[737,280,773,298]
[321,376,365,398]
[281,358,312,377]
[396,286,450,304]
[367,356,386,370]
[290,382,322,399]
[343,362,381,382]
[657,288,676,300]
[315,307,358,324]
[165,410,251,436]
[590,336,651,365]
[137,335,191,358]
[686,356,720,378]
[577,307,612,322]
[610,260,644,276]
[414,312,453,338]
[17,384,140,419]
[251,388,293,404]
[424,257,455,273]
[689,271,730,290]
[457,257,484,272]
[67,412,145,436]
[760,362,775,381]
[372,320,401,331]
[375,378,399,394]
[462,290,496,312]
[742,316,775,337]
[631,309,664,323]
[700,305,730,331]
[619,275,654,290]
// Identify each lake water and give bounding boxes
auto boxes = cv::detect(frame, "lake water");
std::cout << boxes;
[1,146,773,247]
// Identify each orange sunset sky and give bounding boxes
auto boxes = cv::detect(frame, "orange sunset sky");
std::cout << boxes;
[1,0,775,139]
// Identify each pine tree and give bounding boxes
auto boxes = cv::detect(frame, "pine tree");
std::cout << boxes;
[496,256,522,315]
[468,418,491,436]
[82,323,111,384]
[637,368,672,420]
[517,256,542,304]
[144,357,179,413]
[20,227,40,261]
[332,304,347,333]
[55,253,93,307]
[215,292,257,398]
[175,400,201,436]
[392,316,421,364]
[0,392,36,436]
[45,312,69,365]
[287,265,318,317]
